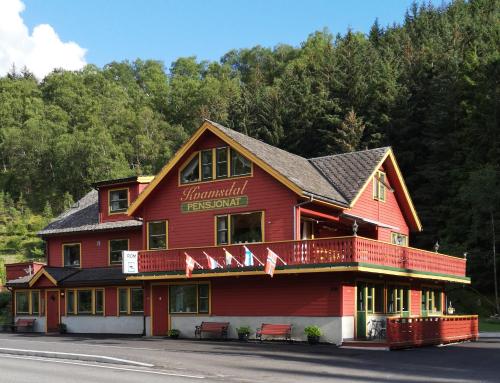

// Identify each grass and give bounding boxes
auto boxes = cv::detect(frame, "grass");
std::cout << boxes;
[479,318,500,332]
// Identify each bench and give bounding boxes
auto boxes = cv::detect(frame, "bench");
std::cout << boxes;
[11,318,36,333]
[256,323,292,342]
[195,321,230,339]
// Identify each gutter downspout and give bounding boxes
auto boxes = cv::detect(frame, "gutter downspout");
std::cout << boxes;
[293,196,314,240]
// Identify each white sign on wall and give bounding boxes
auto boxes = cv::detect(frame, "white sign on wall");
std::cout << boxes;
[122,251,139,274]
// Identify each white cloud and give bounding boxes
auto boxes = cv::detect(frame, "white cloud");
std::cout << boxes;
[0,0,86,79]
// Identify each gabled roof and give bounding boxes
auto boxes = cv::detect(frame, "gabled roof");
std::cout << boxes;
[27,266,129,287]
[38,190,142,236]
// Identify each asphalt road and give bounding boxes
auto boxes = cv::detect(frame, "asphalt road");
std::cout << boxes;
[0,333,499,382]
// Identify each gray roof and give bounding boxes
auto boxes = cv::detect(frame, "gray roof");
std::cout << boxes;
[209,120,348,205]
[61,267,128,286]
[309,147,390,203]
[38,189,142,236]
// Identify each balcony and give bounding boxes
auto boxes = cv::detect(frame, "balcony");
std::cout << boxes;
[136,236,468,281]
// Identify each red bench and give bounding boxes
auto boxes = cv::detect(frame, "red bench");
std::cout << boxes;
[195,321,230,339]
[11,318,36,332]
[256,323,292,342]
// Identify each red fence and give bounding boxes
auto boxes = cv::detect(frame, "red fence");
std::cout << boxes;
[137,236,467,277]
[386,315,479,349]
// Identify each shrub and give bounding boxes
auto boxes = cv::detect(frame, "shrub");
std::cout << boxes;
[236,326,251,335]
[304,325,322,337]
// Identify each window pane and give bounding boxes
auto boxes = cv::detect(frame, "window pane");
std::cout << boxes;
[230,149,251,176]
[169,285,197,313]
[110,239,128,264]
[216,148,228,179]
[230,212,262,244]
[402,288,409,312]
[77,290,92,314]
[119,288,128,314]
[357,283,364,311]
[216,216,228,245]
[201,150,213,181]
[198,285,209,313]
[387,287,396,313]
[67,290,74,315]
[148,221,167,250]
[180,155,200,184]
[95,290,104,314]
[64,244,80,267]
[374,285,384,313]
[31,291,39,315]
[131,288,144,313]
[109,189,128,212]
[16,292,29,314]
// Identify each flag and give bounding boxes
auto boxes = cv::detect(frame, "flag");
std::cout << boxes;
[224,248,233,267]
[243,246,254,266]
[265,248,278,277]
[204,251,221,269]
[185,253,195,278]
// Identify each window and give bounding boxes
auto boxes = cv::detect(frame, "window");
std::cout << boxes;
[388,285,409,314]
[179,146,251,184]
[169,284,210,314]
[230,148,252,177]
[66,289,104,316]
[148,221,167,250]
[422,288,442,315]
[109,239,128,265]
[373,170,386,201]
[118,287,143,315]
[109,188,129,213]
[374,284,384,313]
[357,283,384,313]
[63,243,81,267]
[391,233,408,246]
[15,291,29,315]
[216,212,263,245]
[180,155,200,184]
[31,291,40,315]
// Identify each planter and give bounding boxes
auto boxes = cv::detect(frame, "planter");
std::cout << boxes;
[238,332,249,341]
[168,329,180,339]
[58,324,67,334]
[307,335,320,345]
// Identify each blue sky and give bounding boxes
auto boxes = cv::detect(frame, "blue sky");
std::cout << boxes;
[22,0,447,69]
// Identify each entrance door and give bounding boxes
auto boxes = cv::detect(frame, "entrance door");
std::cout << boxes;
[46,290,60,332]
[151,285,169,336]
[356,283,369,339]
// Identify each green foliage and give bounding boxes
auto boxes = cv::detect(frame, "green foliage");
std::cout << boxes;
[0,1,498,296]
[236,326,251,334]
[304,325,322,337]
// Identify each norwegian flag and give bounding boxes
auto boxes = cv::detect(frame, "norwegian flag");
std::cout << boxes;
[185,253,196,278]
[204,251,222,269]
[265,248,278,277]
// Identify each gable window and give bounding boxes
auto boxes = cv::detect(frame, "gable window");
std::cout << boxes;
[109,188,129,213]
[373,170,386,201]
[180,146,251,184]
[63,243,81,267]
[391,233,408,246]
[109,239,129,265]
[169,284,210,314]
[216,211,263,245]
[118,287,143,315]
[147,221,167,250]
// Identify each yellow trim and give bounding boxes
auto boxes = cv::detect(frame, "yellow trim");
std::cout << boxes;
[349,149,422,231]
[14,289,42,316]
[214,210,265,246]
[108,187,130,215]
[117,286,144,316]
[147,220,168,251]
[28,269,58,287]
[108,238,130,266]
[128,121,304,216]
[62,242,82,268]
[391,232,409,246]
[167,281,211,315]
[127,265,469,283]
[65,287,108,316]
[373,170,386,202]
[137,176,155,183]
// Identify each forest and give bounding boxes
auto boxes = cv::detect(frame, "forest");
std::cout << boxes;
[0,1,498,304]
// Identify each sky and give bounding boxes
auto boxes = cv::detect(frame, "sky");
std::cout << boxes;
[0,0,447,79]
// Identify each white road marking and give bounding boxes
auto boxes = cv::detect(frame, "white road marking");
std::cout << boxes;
[0,354,206,379]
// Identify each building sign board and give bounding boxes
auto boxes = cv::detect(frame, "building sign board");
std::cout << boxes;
[180,180,249,213]
[122,251,139,274]
[181,196,248,213]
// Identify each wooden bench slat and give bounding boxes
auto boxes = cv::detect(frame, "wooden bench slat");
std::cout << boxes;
[195,321,230,340]
[256,323,292,342]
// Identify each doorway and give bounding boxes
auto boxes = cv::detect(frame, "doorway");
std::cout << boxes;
[46,290,60,332]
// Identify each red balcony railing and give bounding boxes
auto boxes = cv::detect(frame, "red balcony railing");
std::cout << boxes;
[137,236,467,278]
[387,315,479,349]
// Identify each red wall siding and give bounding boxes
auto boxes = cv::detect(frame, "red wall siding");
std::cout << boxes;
[341,283,355,316]
[211,274,342,316]
[5,262,44,281]
[47,230,142,268]
[411,288,421,316]
[349,164,409,242]
[139,131,297,248]
[105,287,117,316]
[33,275,56,288]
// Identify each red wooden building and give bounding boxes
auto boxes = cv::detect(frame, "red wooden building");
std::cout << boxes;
[5,120,476,346]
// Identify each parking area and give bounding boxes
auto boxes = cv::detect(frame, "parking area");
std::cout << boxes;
[0,333,499,382]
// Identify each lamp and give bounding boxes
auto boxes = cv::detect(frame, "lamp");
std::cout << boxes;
[434,241,440,253]
[352,220,359,236]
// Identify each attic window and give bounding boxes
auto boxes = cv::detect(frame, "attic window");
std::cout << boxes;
[391,232,408,246]
[109,188,129,213]
[373,171,386,202]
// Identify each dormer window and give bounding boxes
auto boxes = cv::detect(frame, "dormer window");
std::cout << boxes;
[180,147,252,185]
[109,188,129,213]
[391,232,408,246]
[373,170,386,201]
